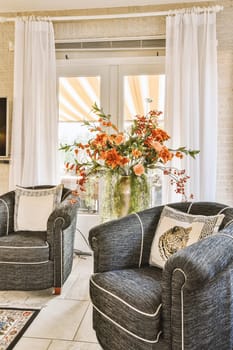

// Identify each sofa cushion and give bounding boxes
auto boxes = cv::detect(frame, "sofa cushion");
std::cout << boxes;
[14,185,63,231]
[90,267,162,343]
[0,231,49,263]
[149,205,225,268]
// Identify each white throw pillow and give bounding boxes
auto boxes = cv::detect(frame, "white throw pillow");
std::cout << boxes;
[14,185,63,231]
[149,206,225,268]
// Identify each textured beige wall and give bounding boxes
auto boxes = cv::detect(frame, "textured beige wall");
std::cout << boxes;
[215,2,233,205]
[0,1,232,205]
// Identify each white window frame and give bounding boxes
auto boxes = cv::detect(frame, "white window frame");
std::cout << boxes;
[56,56,165,126]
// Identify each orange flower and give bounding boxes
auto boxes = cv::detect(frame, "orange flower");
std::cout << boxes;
[152,128,170,142]
[133,164,145,176]
[104,149,128,169]
[159,147,174,163]
[99,150,107,160]
[91,133,108,147]
[132,149,142,158]
[102,121,112,127]
[150,141,163,153]
[149,110,162,117]
[175,151,184,159]
[114,134,124,145]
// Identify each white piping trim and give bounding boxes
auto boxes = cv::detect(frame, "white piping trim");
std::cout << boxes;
[134,212,144,268]
[0,260,49,265]
[217,206,231,215]
[53,216,65,286]
[53,216,66,230]
[0,198,10,235]
[172,268,187,350]
[224,219,233,228]
[61,229,63,285]
[91,276,162,317]
[0,243,49,249]
[186,202,194,214]
[93,304,162,344]
[218,233,233,240]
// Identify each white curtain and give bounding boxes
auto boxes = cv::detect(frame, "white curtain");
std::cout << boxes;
[10,18,58,188]
[164,8,218,203]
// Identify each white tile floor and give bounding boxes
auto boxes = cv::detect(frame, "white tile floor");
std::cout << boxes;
[0,255,102,350]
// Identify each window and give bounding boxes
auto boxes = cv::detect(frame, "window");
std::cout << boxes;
[57,57,165,213]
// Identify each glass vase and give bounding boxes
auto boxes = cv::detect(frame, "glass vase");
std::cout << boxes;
[100,173,151,222]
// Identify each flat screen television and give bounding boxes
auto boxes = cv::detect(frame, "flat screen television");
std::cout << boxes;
[0,97,8,157]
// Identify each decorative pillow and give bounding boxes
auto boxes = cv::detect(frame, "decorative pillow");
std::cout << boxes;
[149,206,225,268]
[14,184,63,231]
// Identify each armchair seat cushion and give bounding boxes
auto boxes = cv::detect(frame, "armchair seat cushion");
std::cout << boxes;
[0,231,49,263]
[90,266,163,343]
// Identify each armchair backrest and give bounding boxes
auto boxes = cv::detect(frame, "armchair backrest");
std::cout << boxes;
[0,185,73,236]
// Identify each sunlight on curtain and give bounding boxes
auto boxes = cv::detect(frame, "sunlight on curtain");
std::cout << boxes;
[10,18,58,188]
[164,8,218,202]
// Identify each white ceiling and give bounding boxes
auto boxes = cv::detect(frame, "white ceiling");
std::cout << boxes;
[0,0,208,13]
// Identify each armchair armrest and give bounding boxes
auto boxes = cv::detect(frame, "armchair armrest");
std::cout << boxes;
[47,198,78,244]
[162,224,233,290]
[89,206,164,273]
[0,191,15,236]
[161,225,233,349]
[47,197,78,288]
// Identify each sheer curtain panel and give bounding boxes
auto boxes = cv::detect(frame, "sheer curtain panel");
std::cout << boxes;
[10,18,58,188]
[164,8,218,202]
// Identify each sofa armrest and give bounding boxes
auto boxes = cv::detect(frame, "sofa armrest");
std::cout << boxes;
[0,191,15,236]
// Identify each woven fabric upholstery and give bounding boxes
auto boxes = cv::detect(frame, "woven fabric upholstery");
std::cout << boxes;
[89,201,233,350]
[0,191,15,236]
[0,186,78,291]
[162,224,233,350]
[0,231,49,263]
[91,267,162,342]
[0,261,54,290]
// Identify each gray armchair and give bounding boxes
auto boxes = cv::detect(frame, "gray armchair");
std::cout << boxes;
[0,186,78,294]
[89,202,233,350]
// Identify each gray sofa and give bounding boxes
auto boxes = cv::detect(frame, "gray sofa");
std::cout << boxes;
[0,186,78,294]
[89,202,233,350]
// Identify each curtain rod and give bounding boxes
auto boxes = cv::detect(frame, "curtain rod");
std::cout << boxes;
[0,5,223,23]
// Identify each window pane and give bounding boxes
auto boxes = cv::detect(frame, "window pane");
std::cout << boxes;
[123,74,165,121]
[123,74,165,207]
[59,76,100,122]
[58,76,100,213]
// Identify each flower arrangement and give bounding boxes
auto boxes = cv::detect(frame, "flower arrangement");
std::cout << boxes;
[60,103,199,206]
